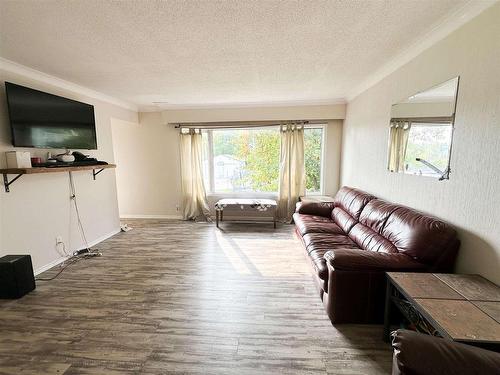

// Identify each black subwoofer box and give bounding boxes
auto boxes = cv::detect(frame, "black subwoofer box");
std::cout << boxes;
[0,255,36,299]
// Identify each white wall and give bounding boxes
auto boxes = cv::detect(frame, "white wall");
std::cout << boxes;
[112,107,343,218]
[341,3,500,283]
[0,68,138,273]
[111,112,182,218]
[161,104,345,123]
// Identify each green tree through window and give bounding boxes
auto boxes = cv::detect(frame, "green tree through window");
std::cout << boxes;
[204,127,323,193]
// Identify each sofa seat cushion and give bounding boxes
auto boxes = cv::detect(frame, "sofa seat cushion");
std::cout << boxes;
[349,223,398,253]
[293,213,344,236]
[303,233,359,254]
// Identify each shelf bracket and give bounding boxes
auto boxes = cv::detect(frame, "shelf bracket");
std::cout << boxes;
[92,168,105,180]
[3,173,23,193]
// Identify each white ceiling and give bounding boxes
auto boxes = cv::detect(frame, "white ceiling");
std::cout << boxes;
[0,0,479,111]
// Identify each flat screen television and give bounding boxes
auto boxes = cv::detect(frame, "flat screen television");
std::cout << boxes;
[5,82,97,150]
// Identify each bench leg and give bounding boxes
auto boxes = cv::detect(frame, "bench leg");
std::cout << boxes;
[216,210,219,228]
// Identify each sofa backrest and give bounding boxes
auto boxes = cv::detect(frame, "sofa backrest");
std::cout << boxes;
[349,199,400,254]
[333,187,459,270]
[331,186,376,233]
[380,205,458,266]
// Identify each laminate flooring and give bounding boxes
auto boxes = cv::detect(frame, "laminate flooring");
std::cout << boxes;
[0,220,392,374]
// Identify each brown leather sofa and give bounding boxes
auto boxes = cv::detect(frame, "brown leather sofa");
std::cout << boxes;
[391,329,500,375]
[293,186,460,323]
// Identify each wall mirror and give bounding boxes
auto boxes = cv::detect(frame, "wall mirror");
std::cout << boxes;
[387,76,459,180]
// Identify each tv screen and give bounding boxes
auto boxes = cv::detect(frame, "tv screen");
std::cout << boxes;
[5,82,97,150]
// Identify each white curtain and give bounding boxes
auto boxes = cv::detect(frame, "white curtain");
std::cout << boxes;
[278,123,305,221]
[388,120,411,173]
[179,129,211,221]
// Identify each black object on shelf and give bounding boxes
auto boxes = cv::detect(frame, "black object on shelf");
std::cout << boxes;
[0,255,36,299]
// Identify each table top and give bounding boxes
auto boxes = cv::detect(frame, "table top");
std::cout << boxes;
[387,272,500,344]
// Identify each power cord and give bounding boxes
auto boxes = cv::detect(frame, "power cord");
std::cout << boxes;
[69,171,101,257]
[36,171,101,282]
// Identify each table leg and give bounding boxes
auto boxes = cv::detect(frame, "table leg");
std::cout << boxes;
[273,210,276,229]
[383,278,392,342]
[220,210,223,222]
[216,210,219,228]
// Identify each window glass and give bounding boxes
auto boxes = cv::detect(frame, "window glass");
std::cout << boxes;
[404,124,452,177]
[211,128,279,193]
[202,126,324,194]
[304,128,323,193]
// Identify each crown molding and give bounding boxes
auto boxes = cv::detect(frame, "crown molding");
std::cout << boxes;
[141,98,346,112]
[346,0,498,101]
[0,58,138,112]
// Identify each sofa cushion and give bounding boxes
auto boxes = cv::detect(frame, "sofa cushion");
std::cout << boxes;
[293,213,344,236]
[343,199,400,253]
[330,187,376,235]
[331,207,357,233]
[295,202,335,218]
[303,233,359,253]
[359,199,400,233]
[333,186,376,221]
[381,206,458,265]
[349,223,398,253]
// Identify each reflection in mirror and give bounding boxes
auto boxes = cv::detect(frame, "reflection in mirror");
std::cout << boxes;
[388,77,459,180]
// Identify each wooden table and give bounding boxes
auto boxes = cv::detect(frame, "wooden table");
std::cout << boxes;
[214,198,277,228]
[383,272,500,350]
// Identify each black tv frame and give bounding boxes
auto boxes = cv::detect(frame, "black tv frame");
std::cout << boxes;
[5,82,98,150]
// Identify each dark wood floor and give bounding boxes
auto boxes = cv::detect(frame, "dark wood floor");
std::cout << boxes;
[0,220,392,374]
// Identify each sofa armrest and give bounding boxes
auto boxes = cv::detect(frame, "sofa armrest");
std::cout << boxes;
[295,202,335,218]
[324,249,426,272]
[391,329,500,375]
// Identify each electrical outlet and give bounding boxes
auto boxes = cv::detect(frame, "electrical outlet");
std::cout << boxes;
[56,236,63,244]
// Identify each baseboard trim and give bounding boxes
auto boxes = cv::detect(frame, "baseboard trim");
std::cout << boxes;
[34,256,69,276]
[34,228,121,276]
[86,228,121,248]
[120,214,183,220]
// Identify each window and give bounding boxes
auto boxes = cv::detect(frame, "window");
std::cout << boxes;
[304,127,323,193]
[202,126,324,194]
[403,123,453,177]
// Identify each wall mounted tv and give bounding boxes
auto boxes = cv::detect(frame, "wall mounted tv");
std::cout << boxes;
[5,82,97,150]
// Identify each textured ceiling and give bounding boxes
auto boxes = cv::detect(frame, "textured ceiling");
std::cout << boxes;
[0,0,470,110]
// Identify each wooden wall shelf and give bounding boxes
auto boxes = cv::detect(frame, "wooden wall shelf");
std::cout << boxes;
[1,164,116,193]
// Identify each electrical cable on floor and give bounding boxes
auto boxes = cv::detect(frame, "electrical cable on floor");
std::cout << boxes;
[35,255,84,281]
[36,172,101,282]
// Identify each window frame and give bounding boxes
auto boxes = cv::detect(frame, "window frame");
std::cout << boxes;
[203,124,326,197]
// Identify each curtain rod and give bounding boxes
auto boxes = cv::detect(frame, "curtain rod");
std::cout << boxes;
[173,120,322,129]
[390,116,454,124]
